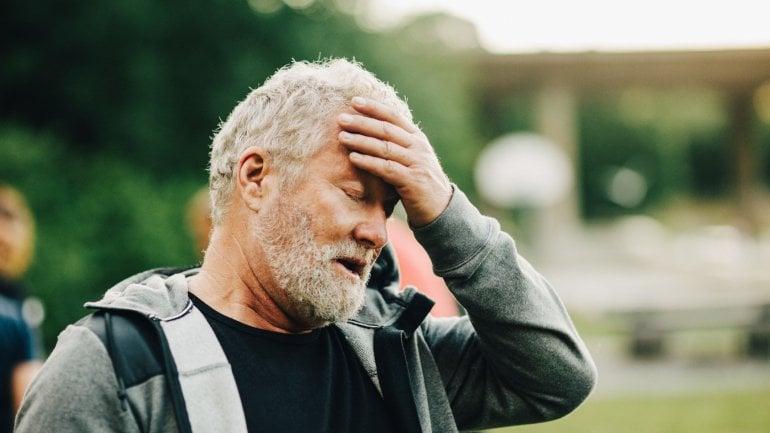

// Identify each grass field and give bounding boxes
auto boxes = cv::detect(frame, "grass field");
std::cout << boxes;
[488,388,770,433]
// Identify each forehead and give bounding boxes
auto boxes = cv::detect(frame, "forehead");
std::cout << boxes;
[306,135,396,197]
[311,139,369,181]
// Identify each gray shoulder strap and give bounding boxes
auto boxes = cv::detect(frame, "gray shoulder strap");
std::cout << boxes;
[159,302,248,433]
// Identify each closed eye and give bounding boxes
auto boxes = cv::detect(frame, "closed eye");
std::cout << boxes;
[343,188,365,203]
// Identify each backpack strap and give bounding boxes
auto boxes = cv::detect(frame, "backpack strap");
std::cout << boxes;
[83,304,247,433]
[159,301,248,433]
[83,310,194,433]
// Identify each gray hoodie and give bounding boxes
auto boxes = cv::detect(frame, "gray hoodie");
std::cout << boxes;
[15,188,596,432]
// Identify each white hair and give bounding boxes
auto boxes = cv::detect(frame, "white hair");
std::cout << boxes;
[208,58,412,225]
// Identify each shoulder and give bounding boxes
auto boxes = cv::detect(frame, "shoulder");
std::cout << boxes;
[40,322,115,379]
[15,321,139,432]
[18,324,118,412]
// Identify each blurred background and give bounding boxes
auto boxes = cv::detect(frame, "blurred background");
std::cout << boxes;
[2,0,770,431]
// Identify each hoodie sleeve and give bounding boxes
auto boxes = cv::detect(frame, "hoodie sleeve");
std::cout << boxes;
[14,324,141,433]
[413,187,597,430]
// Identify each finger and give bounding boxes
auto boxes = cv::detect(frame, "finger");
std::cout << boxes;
[350,150,452,227]
[338,131,411,166]
[348,152,408,186]
[350,96,420,134]
[338,113,415,148]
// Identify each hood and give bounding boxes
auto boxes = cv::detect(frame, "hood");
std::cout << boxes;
[84,267,196,319]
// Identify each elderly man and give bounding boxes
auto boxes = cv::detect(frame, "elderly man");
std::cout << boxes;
[16,59,595,433]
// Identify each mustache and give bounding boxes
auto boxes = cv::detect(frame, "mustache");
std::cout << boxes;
[325,241,379,269]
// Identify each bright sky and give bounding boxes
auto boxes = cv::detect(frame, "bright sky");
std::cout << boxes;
[368,0,770,53]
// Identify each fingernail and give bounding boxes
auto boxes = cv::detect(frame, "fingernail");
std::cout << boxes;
[352,96,366,106]
[339,113,353,124]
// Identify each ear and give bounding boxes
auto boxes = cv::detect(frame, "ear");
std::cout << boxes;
[236,146,271,212]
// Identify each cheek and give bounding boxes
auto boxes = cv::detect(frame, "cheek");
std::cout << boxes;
[300,184,366,243]
[313,203,360,242]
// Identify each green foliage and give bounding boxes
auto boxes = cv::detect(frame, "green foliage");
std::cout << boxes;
[577,89,731,219]
[1,0,482,350]
[579,100,668,218]
[0,125,201,346]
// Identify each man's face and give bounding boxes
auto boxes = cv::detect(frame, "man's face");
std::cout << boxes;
[0,189,34,280]
[253,131,398,328]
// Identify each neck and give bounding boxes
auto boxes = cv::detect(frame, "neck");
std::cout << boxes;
[188,228,313,334]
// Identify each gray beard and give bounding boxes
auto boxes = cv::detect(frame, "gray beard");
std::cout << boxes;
[256,200,373,327]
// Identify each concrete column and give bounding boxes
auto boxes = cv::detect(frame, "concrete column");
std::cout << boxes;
[728,89,760,237]
[532,83,581,255]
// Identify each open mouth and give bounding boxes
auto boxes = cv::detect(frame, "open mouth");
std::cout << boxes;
[335,257,365,278]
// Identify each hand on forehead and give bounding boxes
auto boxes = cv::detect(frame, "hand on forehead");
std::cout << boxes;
[336,97,452,227]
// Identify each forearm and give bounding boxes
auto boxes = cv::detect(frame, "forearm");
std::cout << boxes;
[414,187,596,427]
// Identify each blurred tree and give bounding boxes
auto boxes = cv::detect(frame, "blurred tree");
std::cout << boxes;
[579,99,667,218]
[688,131,731,197]
[578,89,733,220]
[1,0,482,350]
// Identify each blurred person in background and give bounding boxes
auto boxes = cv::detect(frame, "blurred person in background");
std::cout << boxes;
[0,182,41,433]
[16,59,595,433]
[185,186,213,261]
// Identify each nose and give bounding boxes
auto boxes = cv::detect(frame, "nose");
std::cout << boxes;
[352,210,388,250]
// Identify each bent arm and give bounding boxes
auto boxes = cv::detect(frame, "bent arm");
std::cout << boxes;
[415,188,596,429]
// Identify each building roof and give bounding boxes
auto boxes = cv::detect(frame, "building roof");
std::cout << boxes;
[476,47,770,93]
